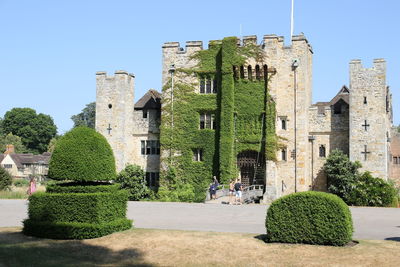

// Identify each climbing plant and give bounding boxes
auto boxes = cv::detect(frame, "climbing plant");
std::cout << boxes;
[159,37,278,202]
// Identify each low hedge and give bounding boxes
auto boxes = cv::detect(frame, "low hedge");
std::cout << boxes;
[27,191,128,224]
[23,218,132,239]
[266,191,353,246]
[46,182,120,194]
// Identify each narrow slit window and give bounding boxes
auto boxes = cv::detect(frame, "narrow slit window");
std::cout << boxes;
[240,66,245,79]
[141,141,146,155]
[319,145,326,158]
[255,65,261,80]
[143,110,148,119]
[363,96,367,104]
[247,66,252,80]
[281,149,287,161]
[281,119,286,130]
[206,79,212,93]
[200,79,205,94]
[212,79,217,93]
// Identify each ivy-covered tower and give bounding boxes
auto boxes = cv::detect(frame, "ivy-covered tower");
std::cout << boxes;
[160,34,313,201]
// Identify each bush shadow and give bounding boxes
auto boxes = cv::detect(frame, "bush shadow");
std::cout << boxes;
[0,229,154,266]
[385,237,400,242]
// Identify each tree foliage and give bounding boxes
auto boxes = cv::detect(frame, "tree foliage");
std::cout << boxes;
[1,108,57,154]
[324,149,361,203]
[48,127,116,182]
[47,136,60,153]
[0,166,12,190]
[71,102,96,129]
[324,149,397,207]
[0,133,28,153]
[115,164,152,201]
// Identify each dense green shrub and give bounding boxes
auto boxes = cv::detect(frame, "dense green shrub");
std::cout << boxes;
[324,149,361,203]
[0,167,12,190]
[27,191,128,223]
[23,190,132,239]
[13,179,29,187]
[115,164,152,201]
[46,182,120,193]
[324,150,397,207]
[349,172,397,207]
[23,218,132,239]
[266,191,353,246]
[48,127,116,182]
[157,167,196,202]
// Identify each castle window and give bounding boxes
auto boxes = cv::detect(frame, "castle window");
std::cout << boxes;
[199,113,215,129]
[240,66,245,79]
[108,104,112,109]
[255,65,261,80]
[193,149,203,161]
[142,140,160,155]
[281,119,287,130]
[319,145,326,158]
[141,141,145,155]
[143,110,148,119]
[363,96,367,104]
[394,156,398,164]
[213,79,217,93]
[146,172,160,188]
[248,66,252,80]
[206,79,212,93]
[200,79,205,93]
[281,148,287,161]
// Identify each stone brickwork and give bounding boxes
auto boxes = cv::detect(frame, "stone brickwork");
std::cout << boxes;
[390,129,400,186]
[349,59,392,180]
[94,33,395,204]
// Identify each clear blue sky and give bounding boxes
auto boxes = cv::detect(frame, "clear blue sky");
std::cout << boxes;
[0,0,399,133]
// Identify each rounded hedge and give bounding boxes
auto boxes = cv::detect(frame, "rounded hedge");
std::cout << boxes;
[48,127,116,182]
[266,191,353,246]
[46,182,120,194]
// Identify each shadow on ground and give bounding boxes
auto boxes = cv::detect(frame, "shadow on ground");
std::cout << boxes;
[385,237,400,242]
[0,228,153,267]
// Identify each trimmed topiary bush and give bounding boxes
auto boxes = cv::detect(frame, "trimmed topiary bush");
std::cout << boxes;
[48,127,116,182]
[23,127,132,239]
[266,191,353,246]
[0,167,12,190]
[115,164,152,201]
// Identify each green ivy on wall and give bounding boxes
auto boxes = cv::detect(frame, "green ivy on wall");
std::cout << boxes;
[159,37,277,202]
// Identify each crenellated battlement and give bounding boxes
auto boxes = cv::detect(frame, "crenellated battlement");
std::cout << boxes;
[96,70,135,79]
[350,58,386,72]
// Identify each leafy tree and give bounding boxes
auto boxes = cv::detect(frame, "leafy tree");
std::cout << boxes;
[0,166,12,190]
[1,108,57,154]
[47,136,60,153]
[0,133,28,153]
[115,164,152,200]
[71,102,96,129]
[323,149,361,203]
[158,167,195,202]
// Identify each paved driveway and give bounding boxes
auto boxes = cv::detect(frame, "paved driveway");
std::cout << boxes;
[1,200,399,240]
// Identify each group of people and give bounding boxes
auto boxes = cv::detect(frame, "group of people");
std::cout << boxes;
[209,176,243,205]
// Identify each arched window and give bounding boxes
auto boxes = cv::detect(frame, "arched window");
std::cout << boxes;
[281,119,286,130]
[319,145,326,158]
[255,65,261,80]
[233,66,238,79]
[247,66,252,80]
[240,66,245,79]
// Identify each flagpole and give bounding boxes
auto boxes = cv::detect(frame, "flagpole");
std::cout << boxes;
[290,0,294,42]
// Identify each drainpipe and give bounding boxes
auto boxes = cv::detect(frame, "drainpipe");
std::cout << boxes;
[292,59,299,192]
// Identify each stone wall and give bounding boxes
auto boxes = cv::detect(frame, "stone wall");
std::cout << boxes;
[390,129,400,186]
[349,59,391,180]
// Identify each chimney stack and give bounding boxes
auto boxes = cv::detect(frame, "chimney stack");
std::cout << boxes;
[4,144,15,154]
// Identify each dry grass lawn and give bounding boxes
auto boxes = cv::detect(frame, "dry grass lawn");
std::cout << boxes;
[0,227,399,266]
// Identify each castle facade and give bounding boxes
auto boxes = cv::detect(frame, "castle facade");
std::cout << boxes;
[95,34,398,202]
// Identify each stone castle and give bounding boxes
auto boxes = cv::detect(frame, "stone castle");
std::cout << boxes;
[95,33,399,202]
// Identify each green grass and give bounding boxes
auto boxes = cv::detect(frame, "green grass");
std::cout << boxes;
[0,190,27,199]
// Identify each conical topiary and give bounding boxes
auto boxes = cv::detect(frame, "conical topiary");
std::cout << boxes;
[48,127,116,182]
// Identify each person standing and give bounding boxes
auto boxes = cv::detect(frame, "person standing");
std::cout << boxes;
[234,179,242,205]
[229,180,235,204]
[27,176,36,196]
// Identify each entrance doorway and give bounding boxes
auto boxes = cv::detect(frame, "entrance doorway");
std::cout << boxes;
[237,150,265,187]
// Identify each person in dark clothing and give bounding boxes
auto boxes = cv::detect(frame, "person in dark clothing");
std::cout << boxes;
[234,178,242,204]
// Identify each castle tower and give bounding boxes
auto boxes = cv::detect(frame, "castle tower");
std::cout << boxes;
[95,70,135,172]
[349,59,391,179]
